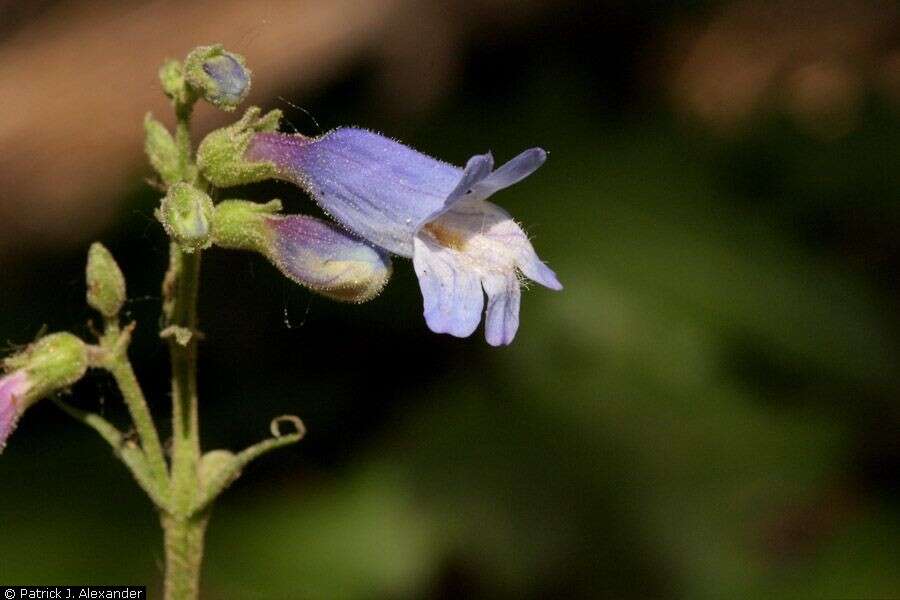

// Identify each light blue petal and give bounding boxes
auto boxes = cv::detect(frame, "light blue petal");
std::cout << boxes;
[248,129,464,257]
[517,247,563,291]
[483,274,521,346]
[471,148,547,198]
[413,236,484,338]
[416,153,495,227]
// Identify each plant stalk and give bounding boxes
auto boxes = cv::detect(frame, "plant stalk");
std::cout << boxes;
[163,246,205,599]
[102,327,169,496]
[162,95,206,599]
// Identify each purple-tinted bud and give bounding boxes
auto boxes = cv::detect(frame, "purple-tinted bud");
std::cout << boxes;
[267,214,393,303]
[184,45,251,111]
[0,370,31,453]
[212,200,392,303]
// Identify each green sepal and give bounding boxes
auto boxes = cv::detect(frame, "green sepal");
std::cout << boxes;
[86,242,127,319]
[196,107,282,188]
[4,333,89,408]
[211,199,282,253]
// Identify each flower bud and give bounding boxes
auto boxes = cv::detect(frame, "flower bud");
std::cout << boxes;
[1,333,89,452]
[158,183,215,252]
[197,107,282,188]
[144,113,181,185]
[212,200,392,303]
[184,45,251,111]
[159,59,188,103]
[86,242,127,318]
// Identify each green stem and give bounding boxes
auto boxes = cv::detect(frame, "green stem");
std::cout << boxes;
[174,103,194,182]
[161,511,209,600]
[162,94,206,600]
[102,326,169,496]
[167,249,201,474]
[163,247,204,600]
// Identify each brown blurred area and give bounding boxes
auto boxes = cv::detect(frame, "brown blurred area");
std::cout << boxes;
[0,0,549,259]
[668,0,900,135]
[2,0,897,260]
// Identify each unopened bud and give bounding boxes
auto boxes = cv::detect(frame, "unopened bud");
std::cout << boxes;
[159,183,215,252]
[144,114,181,185]
[86,243,127,318]
[184,45,251,111]
[159,59,188,103]
[212,200,392,303]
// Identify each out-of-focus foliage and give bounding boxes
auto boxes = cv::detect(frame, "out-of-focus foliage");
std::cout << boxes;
[1,1,899,598]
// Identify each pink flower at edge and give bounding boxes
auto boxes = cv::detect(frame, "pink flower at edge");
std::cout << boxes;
[0,370,31,453]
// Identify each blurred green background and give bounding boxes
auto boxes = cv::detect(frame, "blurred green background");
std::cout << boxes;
[1,1,899,598]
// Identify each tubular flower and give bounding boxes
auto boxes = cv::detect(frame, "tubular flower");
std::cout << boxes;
[212,200,393,303]
[245,129,562,345]
[0,371,31,452]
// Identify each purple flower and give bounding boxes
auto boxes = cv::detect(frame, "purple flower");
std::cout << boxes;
[0,370,31,453]
[246,129,562,345]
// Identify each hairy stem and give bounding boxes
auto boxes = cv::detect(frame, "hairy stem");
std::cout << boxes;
[161,511,209,600]
[102,325,169,496]
[162,96,206,600]
[167,249,201,496]
[174,102,194,182]
[163,247,205,600]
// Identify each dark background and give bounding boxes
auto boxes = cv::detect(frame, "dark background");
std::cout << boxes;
[1,1,899,597]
